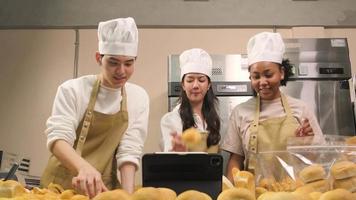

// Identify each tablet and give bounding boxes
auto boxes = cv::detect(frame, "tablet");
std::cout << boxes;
[142,153,223,199]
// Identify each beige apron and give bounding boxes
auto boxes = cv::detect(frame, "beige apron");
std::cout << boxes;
[41,77,128,190]
[246,94,299,175]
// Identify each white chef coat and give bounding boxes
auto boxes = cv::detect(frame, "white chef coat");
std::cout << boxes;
[220,94,323,157]
[160,104,207,152]
[45,75,149,169]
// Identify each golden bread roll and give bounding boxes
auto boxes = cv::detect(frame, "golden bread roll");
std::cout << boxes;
[332,176,356,192]
[0,180,27,198]
[257,192,300,200]
[181,128,207,152]
[308,192,322,200]
[299,165,326,183]
[157,187,176,200]
[319,188,353,200]
[217,188,255,200]
[293,185,315,195]
[92,189,129,200]
[71,194,89,200]
[345,136,356,145]
[351,192,356,199]
[131,187,162,200]
[330,161,356,179]
[258,178,275,190]
[222,176,234,191]
[176,190,212,200]
[305,179,330,193]
[257,192,275,200]
[255,187,268,199]
[59,189,75,199]
[48,182,64,194]
[233,170,255,197]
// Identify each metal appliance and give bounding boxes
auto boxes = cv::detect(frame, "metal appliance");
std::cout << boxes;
[281,38,355,136]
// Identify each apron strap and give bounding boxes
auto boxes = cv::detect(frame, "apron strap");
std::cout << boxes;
[75,76,101,155]
[280,93,293,117]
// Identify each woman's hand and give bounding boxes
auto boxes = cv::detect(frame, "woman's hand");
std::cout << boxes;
[295,118,314,137]
[170,132,187,152]
[72,163,108,198]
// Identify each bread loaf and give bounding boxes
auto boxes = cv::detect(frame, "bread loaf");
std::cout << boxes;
[176,190,212,200]
[92,189,130,200]
[332,176,356,192]
[330,161,356,179]
[319,188,353,200]
[217,188,254,200]
[233,170,255,198]
[299,165,326,183]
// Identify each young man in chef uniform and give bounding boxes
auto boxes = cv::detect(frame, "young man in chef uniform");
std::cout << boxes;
[41,17,149,198]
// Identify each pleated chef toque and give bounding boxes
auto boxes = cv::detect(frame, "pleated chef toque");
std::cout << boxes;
[247,32,285,66]
[98,17,138,56]
[179,48,212,80]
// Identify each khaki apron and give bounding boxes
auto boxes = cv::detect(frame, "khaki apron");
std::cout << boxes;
[41,77,128,190]
[246,94,299,176]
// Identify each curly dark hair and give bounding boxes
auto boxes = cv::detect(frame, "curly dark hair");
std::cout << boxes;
[178,76,221,147]
[280,59,294,86]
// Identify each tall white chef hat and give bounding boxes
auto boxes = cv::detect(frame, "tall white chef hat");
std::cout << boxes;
[179,48,212,80]
[98,17,138,56]
[247,32,285,66]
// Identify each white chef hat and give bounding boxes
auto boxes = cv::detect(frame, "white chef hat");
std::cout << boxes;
[179,48,212,80]
[98,17,138,56]
[247,32,285,66]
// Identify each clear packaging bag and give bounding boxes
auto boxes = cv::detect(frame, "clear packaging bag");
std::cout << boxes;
[254,135,356,191]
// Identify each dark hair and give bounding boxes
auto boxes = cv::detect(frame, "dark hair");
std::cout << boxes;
[280,59,294,86]
[178,76,221,147]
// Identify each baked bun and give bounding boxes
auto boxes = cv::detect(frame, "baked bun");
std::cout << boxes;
[217,188,254,200]
[176,190,212,200]
[59,189,75,199]
[305,179,330,193]
[233,170,255,196]
[131,187,161,200]
[332,176,356,192]
[257,192,300,200]
[299,165,326,183]
[181,128,207,152]
[257,192,275,200]
[71,194,90,200]
[92,189,130,200]
[308,192,322,200]
[157,187,176,200]
[345,136,356,145]
[319,188,353,200]
[255,187,268,199]
[0,180,27,198]
[293,185,315,195]
[330,161,356,179]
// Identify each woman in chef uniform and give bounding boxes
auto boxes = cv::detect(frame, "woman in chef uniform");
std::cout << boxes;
[221,32,323,181]
[41,17,149,197]
[160,48,221,152]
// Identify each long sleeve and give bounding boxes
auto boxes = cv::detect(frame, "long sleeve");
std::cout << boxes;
[45,82,83,150]
[116,85,150,170]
